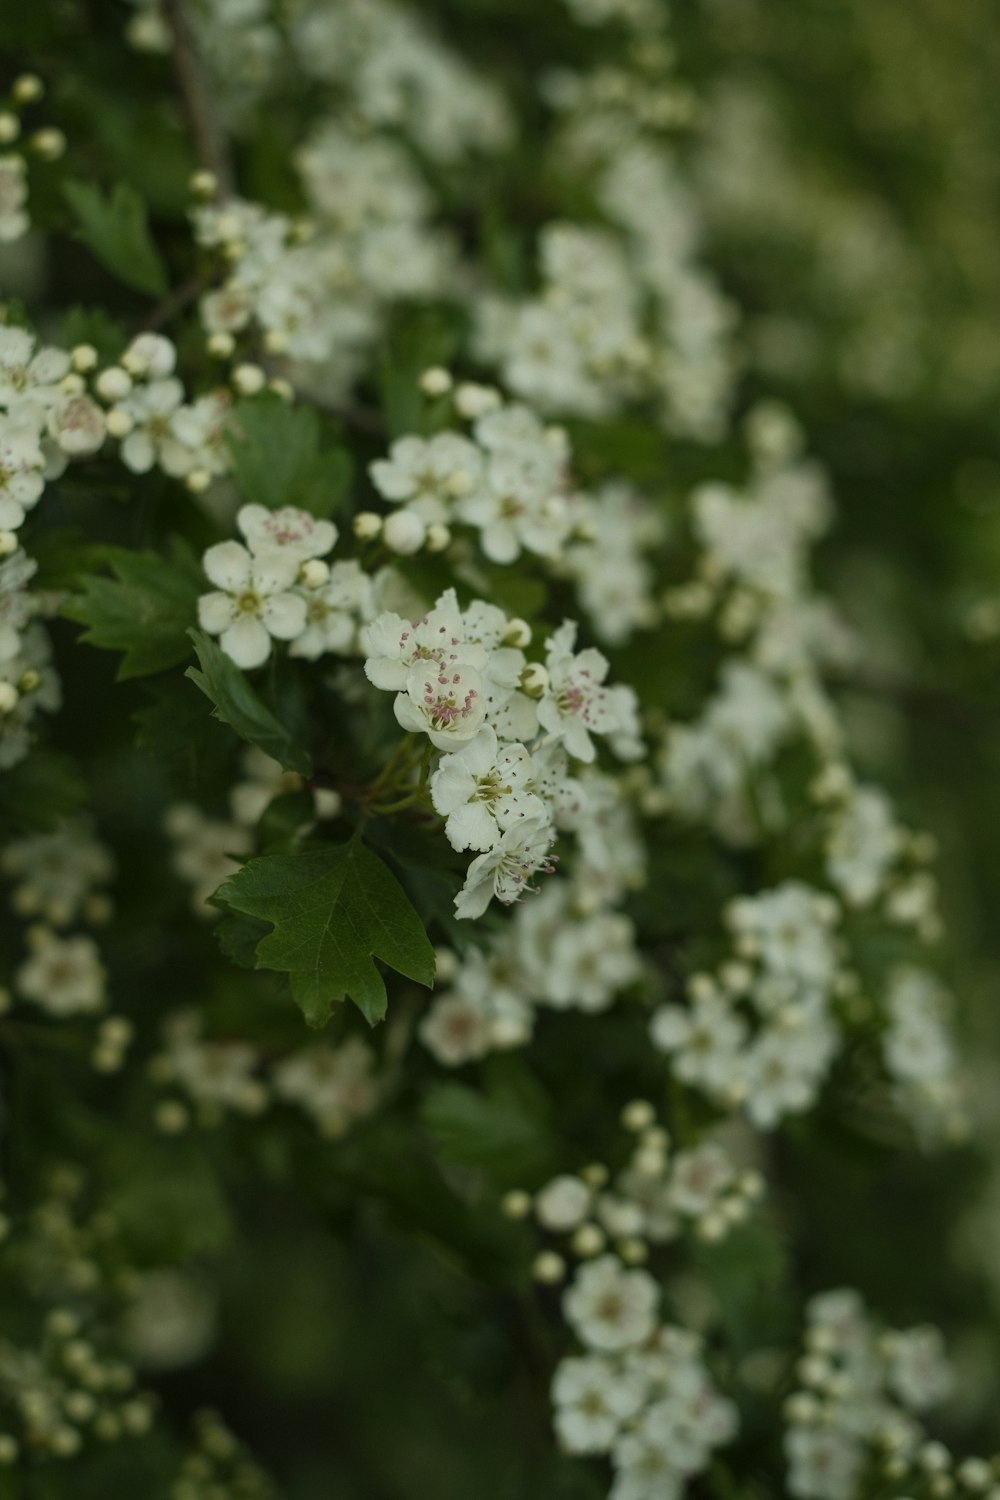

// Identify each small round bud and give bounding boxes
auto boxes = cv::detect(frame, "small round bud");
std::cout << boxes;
[189,169,218,200]
[96,367,132,402]
[696,1211,728,1243]
[232,363,266,396]
[59,372,86,396]
[353,512,382,541]
[185,468,212,495]
[958,1460,993,1491]
[207,332,235,359]
[0,115,20,145]
[262,328,289,355]
[571,1223,606,1258]
[105,407,134,438]
[154,1100,189,1135]
[503,617,532,648]
[618,1238,648,1265]
[580,1162,609,1188]
[420,366,453,397]
[269,377,294,401]
[383,510,426,556]
[0,1434,18,1464]
[13,74,44,104]
[0,683,18,715]
[921,1444,952,1475]
[31,127,66,160]
[299,558,330,589]
[0,531,17,557]
[454,382,501,419]
[312,787,342,819]
[425,522,451,553]
[70,343,98,373]
[535,1176,591,1232]
[520,662,549,698]
[18,668,39,694]
[532,1251,566,1284]
[621,1099,656,1132]
[501,1189,532,1220]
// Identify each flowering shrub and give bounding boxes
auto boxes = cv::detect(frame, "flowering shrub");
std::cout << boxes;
[0,0,999,1495]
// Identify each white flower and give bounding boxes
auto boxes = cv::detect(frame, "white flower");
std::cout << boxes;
[197,540,307,669]
[0,413,45,529]
[395,658,487,749]
[666,1145,734,1217]
[118,378,186,474]
[164,803,252,913]
[536,1175,592,1232]
[0,327,70,421]
[370,431,482,525]
[122,332,177,378]
[886,1326,953,1411]
[785,1426,861,1500]
[236,503,338,564]
[418,990,494,1065]
[272,1037,377,1136]
[454,814,556,919]
[16,932,106,1016]
[552,1354,644,1454]
[537,620,620,763]
[289,560,374,660]
[430,726,545,851]
[562,1254,659,1353]
[159,1012,266,1115]
[48,394,107,457]
[361,589,488,691]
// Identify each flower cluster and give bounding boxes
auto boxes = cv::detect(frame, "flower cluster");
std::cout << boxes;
[783,1289,958,1500]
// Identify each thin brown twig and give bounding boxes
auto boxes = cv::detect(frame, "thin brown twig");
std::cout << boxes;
[161,0,235,197]
[139,271,208,333]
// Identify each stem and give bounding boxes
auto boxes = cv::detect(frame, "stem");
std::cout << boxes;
[161,0,235,196]
[140,271,208,333]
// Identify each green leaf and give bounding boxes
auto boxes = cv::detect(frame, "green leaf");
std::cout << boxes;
[185,630,312,776]
[420,1081,557,1184]
[214,840,435,1026]
[214,911,273,969]
[62,180,168,297]
[227,394,353,517]
[62,544,202,679]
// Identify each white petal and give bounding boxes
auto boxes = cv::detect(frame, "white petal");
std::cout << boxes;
[445,801,498,854]
[197,591,236,635]
[261,591,308,640]
[429,760,476,816]
[220,617,271,670]
[203,540,252,591]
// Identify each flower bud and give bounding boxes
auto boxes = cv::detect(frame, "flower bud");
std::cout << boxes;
[503,617,532,648]
[70,343,98,373]
[0,683,19,714]
[232,363,266,396]
[31,127,66,160]
[0,115,20,145]
[520,662,548,698]
[189,169,218,200]
[105,407,134,438]
[13,74,44,104]
[207,332,235,359]
[420,366,452,397]
[383,510,425,556]
[96,367,132,403]
[425,522,451,553]
[531,1251,566,1284]
[353,512,382,541]
[300,559,330,589]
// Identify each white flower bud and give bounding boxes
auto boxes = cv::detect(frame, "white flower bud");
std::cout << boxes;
[105,407,134,438]
[300,559,330,589]
[503,617,532,648]
[185,469,212,494]
[232,363,266,395]
[580,1162,608,1188]
[189,169,218,200]
[383,510,426,555]
[207,332,235,359]
[263,328,289,354]
[0,531,17,557]
[532,1251,566,1284]
[0,114,20,145]
[618,1238,648,1265]
[621,1099,655,1132]
[501,1190,532,1220]
[269,377,294,401]
[154,1100,189,1134]
[13,74,44,104]
[96,367,132,402]
[353,511,383,541]
[312,788,341,819]
[31,127,66,160]
[454,382,501,419]
[420,366,452,396]
[70,343,98,372]
[571,1223,606,1258]
[520,662,548,698]
[0,683,19,714]
[425,522,451,553]
[18,668,39,694]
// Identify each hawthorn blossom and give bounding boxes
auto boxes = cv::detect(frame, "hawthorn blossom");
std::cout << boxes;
[197,541,307,669]
[563,1255,659,1353]
[0,413,45,529]
[537,620,620,762]
[237,503,338,564]
[453,814,556,918]
[430,726,545,851]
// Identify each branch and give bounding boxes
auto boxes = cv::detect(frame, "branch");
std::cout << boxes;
[161,0,235,197]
